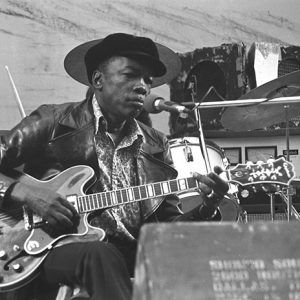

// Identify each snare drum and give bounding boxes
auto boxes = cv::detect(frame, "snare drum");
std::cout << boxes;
[169,137,240,221]
[169,137,229,181]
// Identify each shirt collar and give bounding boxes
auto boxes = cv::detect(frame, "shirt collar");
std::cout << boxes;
[92,95,145,144]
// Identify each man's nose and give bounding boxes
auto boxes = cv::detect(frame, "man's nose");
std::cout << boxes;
[133,85,147,95]
[133,78,150,96]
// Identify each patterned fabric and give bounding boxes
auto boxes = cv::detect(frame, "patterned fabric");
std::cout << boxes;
[91,96,144,243]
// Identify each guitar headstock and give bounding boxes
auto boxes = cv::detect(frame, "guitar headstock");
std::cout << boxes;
[229,157,296,186]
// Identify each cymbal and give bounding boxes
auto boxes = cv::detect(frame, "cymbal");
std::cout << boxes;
[221,71,300,131]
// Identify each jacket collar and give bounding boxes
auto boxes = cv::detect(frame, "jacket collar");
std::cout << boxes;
[58,98,94,130]
[57,98,166,156]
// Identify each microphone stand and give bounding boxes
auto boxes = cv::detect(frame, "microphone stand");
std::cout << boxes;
[189,78,212,173]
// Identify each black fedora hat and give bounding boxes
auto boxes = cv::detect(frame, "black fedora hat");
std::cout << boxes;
[64,33,181,88]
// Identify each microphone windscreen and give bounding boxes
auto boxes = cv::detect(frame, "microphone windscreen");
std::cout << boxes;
[143,94,162,113]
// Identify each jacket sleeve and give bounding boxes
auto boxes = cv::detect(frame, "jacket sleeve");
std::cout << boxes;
[0,105,55,207]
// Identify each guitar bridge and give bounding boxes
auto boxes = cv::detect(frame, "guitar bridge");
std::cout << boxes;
[22,206,46,230]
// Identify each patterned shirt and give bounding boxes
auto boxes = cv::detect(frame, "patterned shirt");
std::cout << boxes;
[91,96,144,243]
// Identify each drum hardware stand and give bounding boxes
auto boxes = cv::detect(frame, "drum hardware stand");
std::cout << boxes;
[284,104,293,221]
[268,193,276,221]
[276,187,300,221]
[265,104,295,222]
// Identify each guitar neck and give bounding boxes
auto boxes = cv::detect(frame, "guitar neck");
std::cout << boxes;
[76,158,296,214]
[77,177,199,213]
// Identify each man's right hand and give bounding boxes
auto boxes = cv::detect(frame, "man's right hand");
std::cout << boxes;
[10,182,80,230]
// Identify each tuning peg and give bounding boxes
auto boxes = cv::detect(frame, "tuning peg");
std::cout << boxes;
[12,263,23,273]
[240,189,250,198]
[0,250,7,260]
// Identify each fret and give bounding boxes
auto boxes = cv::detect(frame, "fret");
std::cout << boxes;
[91,194,97,210]
[82,197,87,212]
[178,178,187,191]
[133,187,140,200]
[86,195,91,211]
[146,184,154,197]
[87,195,92,211]
[127,188,134,201]
[153,182,162,196]
[186,177,197,189]
[86,195,91,210]
[78,197,84,212]
[111,192,117,205]
[162,182,170,194]
[105,192,111,207]
[95,194,100,209]
[99,193,105,208]
[96,193,102,208]
[140,186,147,199]
[169,180,178,193]
[89,195,94,210]
[121,189,128,203]
[116,190,122,204]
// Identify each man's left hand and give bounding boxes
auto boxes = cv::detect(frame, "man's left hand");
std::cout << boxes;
[192,165,229,211]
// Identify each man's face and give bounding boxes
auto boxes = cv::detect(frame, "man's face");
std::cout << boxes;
[96,56,153,121]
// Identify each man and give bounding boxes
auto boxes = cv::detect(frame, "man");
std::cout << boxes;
[0,33,228,300]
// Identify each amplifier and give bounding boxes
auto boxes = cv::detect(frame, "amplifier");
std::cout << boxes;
[133,222,300,300]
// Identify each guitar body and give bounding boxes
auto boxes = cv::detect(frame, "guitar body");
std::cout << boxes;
[0,208,46,292]
[0,165,105,291]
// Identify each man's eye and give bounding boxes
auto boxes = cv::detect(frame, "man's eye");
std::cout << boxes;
[124,72,135,77]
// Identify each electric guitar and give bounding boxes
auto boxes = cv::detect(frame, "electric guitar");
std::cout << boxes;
[0,158,295,291]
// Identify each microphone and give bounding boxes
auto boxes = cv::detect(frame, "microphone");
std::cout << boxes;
[143,94,190,114]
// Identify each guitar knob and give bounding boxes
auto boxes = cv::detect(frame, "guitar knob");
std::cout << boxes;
[12,263,23,273]
[0,250,7,260]
[13,245,20,252]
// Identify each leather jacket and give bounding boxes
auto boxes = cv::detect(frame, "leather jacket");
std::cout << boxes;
[0,98,194,222]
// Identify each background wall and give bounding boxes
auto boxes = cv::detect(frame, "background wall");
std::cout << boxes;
[1,0,300,132]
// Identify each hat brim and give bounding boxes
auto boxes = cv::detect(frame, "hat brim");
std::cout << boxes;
[64,38,181,88]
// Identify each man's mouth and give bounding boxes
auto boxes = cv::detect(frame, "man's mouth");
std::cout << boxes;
[128,96,144,107]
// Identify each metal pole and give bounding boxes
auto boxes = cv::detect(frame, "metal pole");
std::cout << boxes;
[182,96,300,109]
[269,193,276,221]
[194,109,211,173]
[5,66,26,118]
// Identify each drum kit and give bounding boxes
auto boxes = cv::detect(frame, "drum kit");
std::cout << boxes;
[167,67,300,223]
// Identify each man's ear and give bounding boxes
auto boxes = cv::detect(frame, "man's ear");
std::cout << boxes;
[91,70,103,90]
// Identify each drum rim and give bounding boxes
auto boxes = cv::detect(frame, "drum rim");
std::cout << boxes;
[169,137,225,157]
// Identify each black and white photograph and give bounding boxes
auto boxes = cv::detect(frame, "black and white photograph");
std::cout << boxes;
[1,1,300,299]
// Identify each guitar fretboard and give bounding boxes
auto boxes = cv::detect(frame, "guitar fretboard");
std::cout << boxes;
[75,157,295,214]
[77,177,199,213]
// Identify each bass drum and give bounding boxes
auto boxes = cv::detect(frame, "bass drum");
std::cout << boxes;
[176,191,241,221]
[169,137,241,221]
